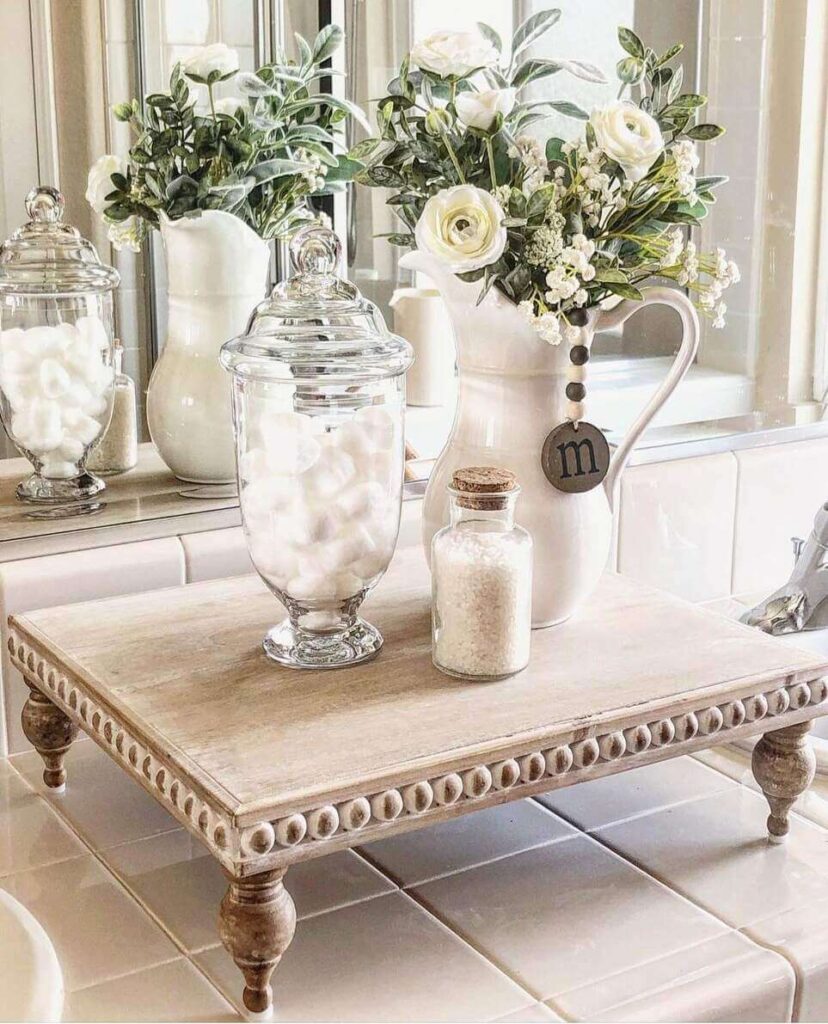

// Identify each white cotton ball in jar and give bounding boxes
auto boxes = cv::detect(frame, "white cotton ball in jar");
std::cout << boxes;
[63,337,103,386]
[276,502,341,548]
[332,420,374,462]
[363,449,397,486]
[241,475,295,518]
[302,446,356,500]
[0,328,26,357]
[298,610,342,631]
[38,358,73,400]
[350,551,391,583]
[248,537,298,587]
[18,399,63,454]
[322,522,377,574]
[61,408,103,446]
[81,390,109,419]
[57,436,86,462]
[284,574,340,601]
[40,460,78,479]
[333,481,387,520]
[263,431,321,477]
[354,404,395,451]
[257,410,316,448]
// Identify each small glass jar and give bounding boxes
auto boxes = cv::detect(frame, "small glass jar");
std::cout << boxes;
[432,467,533,680]
[0,187,119,502]
[87,339,138,475]
[221,225,413,670]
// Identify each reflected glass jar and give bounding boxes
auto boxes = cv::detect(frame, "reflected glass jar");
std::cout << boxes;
[221,225,413,670]
[0,187,119,502]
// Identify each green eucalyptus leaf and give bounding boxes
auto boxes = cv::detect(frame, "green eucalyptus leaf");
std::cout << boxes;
[312,23,344,63]
[655,42,684,67]
[603,280,643,300]
[512,59,563,88]
[686,123,725,140]
[294,32,313,70]
[511,9,561,60]
[618,26,645,59]
[695,174,729,190]
[557,58,607,84]
[547,99,589,120]
[476,22,502,54]
[247,158,313,183]
[236,72,277,97]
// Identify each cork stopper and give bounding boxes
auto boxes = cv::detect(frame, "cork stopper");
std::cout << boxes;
[451,466,518,510]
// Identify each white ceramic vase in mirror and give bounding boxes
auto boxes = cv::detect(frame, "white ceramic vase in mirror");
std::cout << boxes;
[147,210,270,483]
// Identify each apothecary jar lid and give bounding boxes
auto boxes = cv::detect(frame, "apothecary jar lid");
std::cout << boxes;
[0,186,120,296]
[220,225,413,383]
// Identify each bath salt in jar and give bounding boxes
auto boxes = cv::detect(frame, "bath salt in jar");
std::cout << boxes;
[432,467,533,680]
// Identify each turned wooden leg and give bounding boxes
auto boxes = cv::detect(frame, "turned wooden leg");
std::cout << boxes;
[752,721,816,843]
[219,868,296,1014]
[20,681,78,790]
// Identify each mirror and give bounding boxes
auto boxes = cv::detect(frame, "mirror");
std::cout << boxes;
[0,0,822,471]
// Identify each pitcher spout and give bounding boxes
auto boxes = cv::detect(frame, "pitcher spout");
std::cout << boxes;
[398,249,479,308]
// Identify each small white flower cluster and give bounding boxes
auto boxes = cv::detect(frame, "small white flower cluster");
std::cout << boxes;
[518,300,563,344]
[700,247,740,328]
[543,233,595,307]
[525,210,565,269]
[295,149,327,192]
[107,217,145,253]
[670,140,700,200]
[561,142,629,228]
[508,135,548,196]
[491,184,512,208]
[677,239,699,286]
[659,227,685,269]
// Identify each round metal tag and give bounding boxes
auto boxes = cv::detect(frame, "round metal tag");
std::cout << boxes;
[541,421,610,494]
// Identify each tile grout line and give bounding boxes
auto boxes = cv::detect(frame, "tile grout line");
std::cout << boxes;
[0,764,237,1008]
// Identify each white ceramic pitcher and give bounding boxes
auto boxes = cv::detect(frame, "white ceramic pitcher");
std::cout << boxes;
[399,250,699,627]
[147,211,271,483]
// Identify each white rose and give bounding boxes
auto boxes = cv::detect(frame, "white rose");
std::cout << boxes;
[86,154,126,216]
[456,88,516,131]
[414,185,506,273]
[410,30,498,79]
[589,101,663,182]
[182,42,239,81]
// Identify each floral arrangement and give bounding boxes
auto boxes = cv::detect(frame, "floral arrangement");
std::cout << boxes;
[353,14,739,344]
[87,31,365,251]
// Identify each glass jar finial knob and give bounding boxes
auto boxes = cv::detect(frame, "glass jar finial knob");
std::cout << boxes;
[25,186,65,224]
[289,224,341,276]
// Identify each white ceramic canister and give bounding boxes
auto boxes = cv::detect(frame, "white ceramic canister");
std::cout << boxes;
[390,287,455,406]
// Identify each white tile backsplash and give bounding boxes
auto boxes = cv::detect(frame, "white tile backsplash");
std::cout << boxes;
[732,439,828,595]
[617,452,737,602]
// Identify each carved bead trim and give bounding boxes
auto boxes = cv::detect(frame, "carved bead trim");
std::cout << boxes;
[268,680,828,852]
[9,631,238,865]
[10,629,827,868]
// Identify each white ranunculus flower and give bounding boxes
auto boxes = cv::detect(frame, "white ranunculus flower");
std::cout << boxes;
[86,154,126,216]
[415,185,506,273]
[107,216,143,253]
[455,88,516,131]
[181,42,239,81]
[590,101,663,182]
[410,30,498,79]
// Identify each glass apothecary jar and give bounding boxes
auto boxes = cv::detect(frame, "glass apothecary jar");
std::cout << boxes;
[221,225,413,670]
[0,187,119,502]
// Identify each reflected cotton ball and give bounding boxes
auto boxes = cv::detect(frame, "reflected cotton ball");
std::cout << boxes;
[62,409,102,446]
[40,460,77,479]
[354,405,395,450]
[333,420,373,462]
[39,358,73,400]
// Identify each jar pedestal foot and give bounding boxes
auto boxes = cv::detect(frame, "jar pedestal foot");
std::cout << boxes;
[263,617,383,670]
[17,469,105,504]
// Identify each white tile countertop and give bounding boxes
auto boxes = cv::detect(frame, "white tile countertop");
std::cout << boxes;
[3,736,828,1022]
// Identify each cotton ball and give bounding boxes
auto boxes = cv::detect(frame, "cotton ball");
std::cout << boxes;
[354,405,395,451]
[63,337,103,385]
[241,475,295,517]
[285,574,340,600]
[249,537,298,586]
[38,358,73,400]
[298,610,342,631]
[26,325,68,359]
[18,399,63,454]
[322,522,377,573]
[350,551,391,583]
[40,460,77,479]
[277,501,340,548]
[364,449,396,486]
[257,410,316,448]
[333,420,374,462]
[82,391,109,419]
[333,572,364,599]
[263,431,321,477]
[75,316,109,352]
[0,328,26,356]
[333,481,387,519]
[61,408,103,446]
[303,446,355,500]
[57,437,86,462]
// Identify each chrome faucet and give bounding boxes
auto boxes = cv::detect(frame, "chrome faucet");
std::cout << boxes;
[741,502,828,635]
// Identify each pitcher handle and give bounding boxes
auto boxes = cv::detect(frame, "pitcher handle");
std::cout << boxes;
[596,285,699,508]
